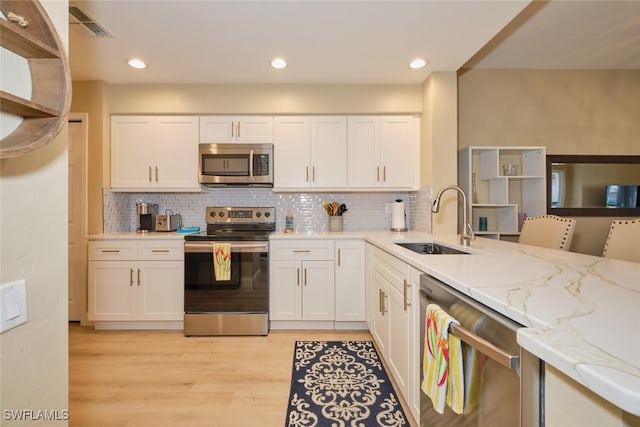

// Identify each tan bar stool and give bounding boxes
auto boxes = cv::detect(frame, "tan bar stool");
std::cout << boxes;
[518,215,576,251]
[602,219,640,263]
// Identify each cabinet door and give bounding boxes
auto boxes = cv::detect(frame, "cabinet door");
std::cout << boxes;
[406,266,422,420]
[273,116,311,188]
[137,261,184,321]
[387,286,410,398]
[380,116,418,188]
[310,116,347,188]
[199,116,235,143]
[235,116,273,143]
[155,116,199,189]
[371,269,389,355]
[302,260,335,321]
[269,260,303,320]
[111,116,155,189]
[88,261,137,321]
[347,116,381,188]
[335,240,365,322]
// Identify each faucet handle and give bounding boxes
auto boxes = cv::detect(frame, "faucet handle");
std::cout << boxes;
[466,223,476,240]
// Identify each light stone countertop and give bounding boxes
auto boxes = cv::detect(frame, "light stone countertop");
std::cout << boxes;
[272,230,640,416]
[88,231,196,240]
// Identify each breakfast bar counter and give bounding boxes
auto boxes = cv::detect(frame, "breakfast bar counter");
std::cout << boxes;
[272,230,640,417]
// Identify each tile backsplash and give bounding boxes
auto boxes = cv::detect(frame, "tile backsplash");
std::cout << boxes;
[103,187,433,234]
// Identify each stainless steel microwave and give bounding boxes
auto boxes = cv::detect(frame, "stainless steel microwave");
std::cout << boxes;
[198,143,273,187]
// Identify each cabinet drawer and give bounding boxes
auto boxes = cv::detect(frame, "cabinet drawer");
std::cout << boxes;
[138,240,184,261]
[372,247,407,293]
[270,240,334,261]
[89,241,138,261]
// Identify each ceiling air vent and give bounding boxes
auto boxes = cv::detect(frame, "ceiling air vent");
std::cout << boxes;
[69,5,111,38]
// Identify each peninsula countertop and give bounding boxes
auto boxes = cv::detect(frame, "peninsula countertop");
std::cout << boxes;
[271,230,640,416]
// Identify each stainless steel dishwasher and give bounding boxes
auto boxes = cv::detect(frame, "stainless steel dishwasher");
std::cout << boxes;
[419,274,543,427]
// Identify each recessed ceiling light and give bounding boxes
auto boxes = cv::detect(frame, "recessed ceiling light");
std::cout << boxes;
[127,58,147,69]
[409,58,427,69]
[271,58,287,69]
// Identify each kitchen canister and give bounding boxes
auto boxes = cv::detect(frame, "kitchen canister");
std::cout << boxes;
[328,216,343,232]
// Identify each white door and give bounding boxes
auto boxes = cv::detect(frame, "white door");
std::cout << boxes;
[235,116,273,143]
[380,116,417,188]
[269,260,303,320]
[301,260,335,321]
[273,117,310,188]
[387,286,410,396]
[310,116,348,187]
[347,116,381,187]
[155,116,199,189]
[137,261,184,320]
[199,116,235,143]
[88,261,137,321]
[68,116,87,322]
[371,270,389,355]
[111,116,155,188]
[335,240,365,322]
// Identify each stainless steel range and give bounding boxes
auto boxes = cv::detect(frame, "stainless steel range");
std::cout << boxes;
[183,207,274,336]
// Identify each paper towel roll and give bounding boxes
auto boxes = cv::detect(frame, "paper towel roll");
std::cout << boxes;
[391,199,407,231]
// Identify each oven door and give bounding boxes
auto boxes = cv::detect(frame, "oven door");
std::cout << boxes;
[184,241,269,313]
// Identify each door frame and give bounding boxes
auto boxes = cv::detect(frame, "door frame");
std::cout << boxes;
[68,113,89,325]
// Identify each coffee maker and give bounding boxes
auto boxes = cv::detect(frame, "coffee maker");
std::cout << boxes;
[136,202,158,233]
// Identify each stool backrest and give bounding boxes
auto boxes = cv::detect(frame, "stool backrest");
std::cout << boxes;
[518,215,576,251]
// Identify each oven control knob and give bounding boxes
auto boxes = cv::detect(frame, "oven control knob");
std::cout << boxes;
[218,212,225,217]
[264,211,271,218]
[256,212,262,218]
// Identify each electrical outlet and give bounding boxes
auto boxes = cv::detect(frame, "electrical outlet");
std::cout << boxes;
[1,279,28,334]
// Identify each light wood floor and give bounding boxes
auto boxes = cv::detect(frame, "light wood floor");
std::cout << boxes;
[69,324,417,427]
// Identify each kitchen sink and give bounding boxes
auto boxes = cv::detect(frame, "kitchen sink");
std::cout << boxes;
[395,242,470,255]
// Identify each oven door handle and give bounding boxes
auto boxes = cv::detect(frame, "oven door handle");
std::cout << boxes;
[185,241,268,253]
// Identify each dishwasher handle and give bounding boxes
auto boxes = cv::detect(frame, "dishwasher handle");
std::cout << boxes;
[448,323,520,371]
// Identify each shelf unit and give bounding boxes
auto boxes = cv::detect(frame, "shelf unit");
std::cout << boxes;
[0,0,71,158]
[459,146,546,239]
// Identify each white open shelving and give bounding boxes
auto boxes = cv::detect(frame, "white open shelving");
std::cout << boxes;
[459,146,547,239]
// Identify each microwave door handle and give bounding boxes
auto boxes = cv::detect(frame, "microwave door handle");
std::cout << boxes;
[249,149,254,178]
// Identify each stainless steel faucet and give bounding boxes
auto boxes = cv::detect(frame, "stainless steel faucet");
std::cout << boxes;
[432,185,475,246]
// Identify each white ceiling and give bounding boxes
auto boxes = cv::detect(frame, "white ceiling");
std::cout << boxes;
[68,1,640,86]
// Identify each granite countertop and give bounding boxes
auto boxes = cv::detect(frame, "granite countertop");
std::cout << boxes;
[273,230,640,416]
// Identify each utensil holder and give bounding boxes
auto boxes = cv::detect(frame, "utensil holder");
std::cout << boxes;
[328,216,343,232]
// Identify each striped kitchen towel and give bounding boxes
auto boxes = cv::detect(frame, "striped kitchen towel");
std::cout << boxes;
[422,303,464,414]
[213,242,231,281]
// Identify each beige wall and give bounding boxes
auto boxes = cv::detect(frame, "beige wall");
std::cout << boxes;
[458,69,640,255]
[422,72,459,234]
[70,81,107,235]
[0,1,69,425]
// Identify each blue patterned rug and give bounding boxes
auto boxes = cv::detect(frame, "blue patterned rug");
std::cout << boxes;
[285,341,409,427]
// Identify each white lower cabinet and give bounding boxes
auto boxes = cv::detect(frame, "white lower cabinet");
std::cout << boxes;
[368,244,421,422]
[270,239,366,329]
[88,240,184,327]
[270,240,335,324]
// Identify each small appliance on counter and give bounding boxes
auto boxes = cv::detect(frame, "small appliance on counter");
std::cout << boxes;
[391,199,407,232]
[156,209,181,232]
[136,202,158,233]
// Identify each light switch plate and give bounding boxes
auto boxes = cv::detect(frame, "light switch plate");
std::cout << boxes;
[1,279,28,333]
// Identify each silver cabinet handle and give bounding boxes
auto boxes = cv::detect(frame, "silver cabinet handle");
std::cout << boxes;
[403,280,411,311]
[130,268,134,286]
[101,249,120,253]
[304,268,307,286]
[293,249,311,253]
[237,121,240,138]
[155,166,159,182]
[231,121,234,138]
[377,166,380,182]
[151,249,170,253]
[312,166,316,182]
[148,166,152,182]
[449,323,519,370]
[296,268,300,286]
[383,166,386,182]
[137,268,141,286]
[306,166,309,182]
[337,249,341,266]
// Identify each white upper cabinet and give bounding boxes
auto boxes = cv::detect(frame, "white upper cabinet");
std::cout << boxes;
[111,115,199,192]
[199,116,273,144]
[347,116,419,190]
[273,116,347,189]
